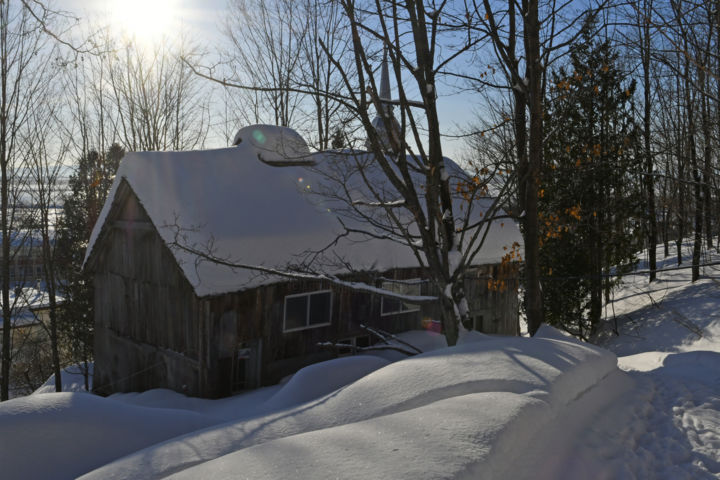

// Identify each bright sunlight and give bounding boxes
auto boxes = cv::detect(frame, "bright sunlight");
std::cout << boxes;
[108,0,180,44]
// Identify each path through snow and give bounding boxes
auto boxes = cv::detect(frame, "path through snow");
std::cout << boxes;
[579,243,720,479]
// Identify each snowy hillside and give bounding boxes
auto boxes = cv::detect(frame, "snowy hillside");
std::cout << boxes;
[587,243,720,479]
[1,242,719,479]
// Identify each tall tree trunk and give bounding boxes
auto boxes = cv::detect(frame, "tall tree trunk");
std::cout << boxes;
[0,2,10,401]
[700,68,713,250]
[43,233,61,392]
[662,157,670,257]
[589,211,603,333]
[640,0,657,281]
[523,0,543,336]
[684,59,701,282]
[675,75,685,266]
[716,0,720,251]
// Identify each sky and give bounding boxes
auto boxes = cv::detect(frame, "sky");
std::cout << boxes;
[58,0,227,45]
[54,0,477,159]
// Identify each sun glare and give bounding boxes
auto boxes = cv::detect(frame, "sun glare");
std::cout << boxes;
[109,0,179,44]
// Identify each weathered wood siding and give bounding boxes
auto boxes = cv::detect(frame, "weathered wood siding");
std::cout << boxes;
[92,182,210,397]
[205,278,384,388]
[203,266,519,390]
[373,266,520,336]
[464,265,520,335]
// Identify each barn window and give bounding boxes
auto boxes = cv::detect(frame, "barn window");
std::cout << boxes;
[380,279,421,316]
[283,290,332,332]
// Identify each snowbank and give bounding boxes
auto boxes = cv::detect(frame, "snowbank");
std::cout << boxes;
[261,355,390,412]
[358,329,450,362]
[107,355,390,422]
[33,363,94,394]
[78,329,619,480]
[0,393,218,480]
[584,242,720,478]
[108,386,281,421]
[0,327,626,480]
[168,392,547,480]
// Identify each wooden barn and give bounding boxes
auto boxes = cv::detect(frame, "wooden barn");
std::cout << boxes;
[84,125,522,398]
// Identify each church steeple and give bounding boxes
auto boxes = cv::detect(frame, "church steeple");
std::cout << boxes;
[366,47,401,154]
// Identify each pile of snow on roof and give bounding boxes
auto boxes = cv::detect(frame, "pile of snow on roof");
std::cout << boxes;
[84,125,522,297]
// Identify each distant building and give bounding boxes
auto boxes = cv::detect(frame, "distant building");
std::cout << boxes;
[1,205,63,288]
[0,287,61,397]
[0,287,57,332]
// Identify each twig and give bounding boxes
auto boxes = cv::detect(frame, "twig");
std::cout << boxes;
[360,324,423,354]
[317,341,417,357]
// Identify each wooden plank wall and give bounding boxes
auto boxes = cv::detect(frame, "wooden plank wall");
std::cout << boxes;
[203,266,520,391]
[464,264,520,335]
[206,277,386,387]
[93,185,208,396]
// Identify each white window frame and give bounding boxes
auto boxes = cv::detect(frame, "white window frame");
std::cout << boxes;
[380,279,422,316]
[283,289,333,333]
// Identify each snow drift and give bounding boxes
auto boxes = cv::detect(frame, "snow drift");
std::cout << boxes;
[76,328,620,480]
[0,393,218,480]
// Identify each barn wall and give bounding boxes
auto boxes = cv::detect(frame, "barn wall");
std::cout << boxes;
[464,264,520,335]
[92,184,210,397]
[374,266,520,336]
[202,266,519,392]
[206,278,384,388]
[374,268,436,333]
[202,271,433,389]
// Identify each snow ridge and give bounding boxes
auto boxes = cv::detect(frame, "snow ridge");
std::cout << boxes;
[76,330,617,480]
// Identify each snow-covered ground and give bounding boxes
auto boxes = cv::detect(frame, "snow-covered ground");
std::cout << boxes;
[1,242,719,479]
[588,242,720,479]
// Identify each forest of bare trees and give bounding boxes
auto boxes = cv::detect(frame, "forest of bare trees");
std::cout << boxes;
[2,0,720,398]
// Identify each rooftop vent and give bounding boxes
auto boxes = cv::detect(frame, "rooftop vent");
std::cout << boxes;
[233,125,315,166]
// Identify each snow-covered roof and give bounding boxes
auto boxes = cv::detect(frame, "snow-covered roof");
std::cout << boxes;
[0,287,62,330]
[85,126,522,297]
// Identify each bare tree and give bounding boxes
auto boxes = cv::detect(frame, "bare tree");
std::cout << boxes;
[625,0,661,281]
[0,1,66,401]
[176,1,517,346]
[60,30,116,164]
[23,91,68,393]
[473,0,598,335]
[217,0,355,148]
[654,0,717,279]
[296,1,518,345]
[221,0,308,129]
[107,37,210,152]
[297,0,355,149]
